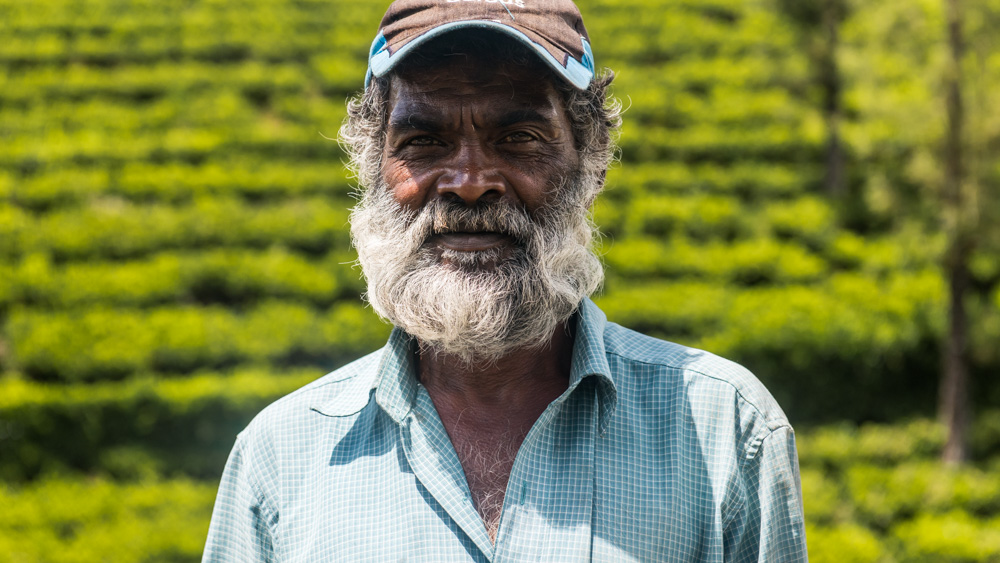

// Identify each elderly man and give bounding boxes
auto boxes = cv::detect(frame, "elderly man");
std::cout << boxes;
[203,0,807,561]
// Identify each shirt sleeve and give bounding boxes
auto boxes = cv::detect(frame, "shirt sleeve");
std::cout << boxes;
[728,425,809,562]
[202,434,278,563]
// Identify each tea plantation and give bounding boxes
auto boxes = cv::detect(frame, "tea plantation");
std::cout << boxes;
[1,0,998,560]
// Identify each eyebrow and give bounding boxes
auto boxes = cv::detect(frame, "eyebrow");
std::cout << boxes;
[495,108,552,128]
[388,113,445,133]
[388,106,555,133]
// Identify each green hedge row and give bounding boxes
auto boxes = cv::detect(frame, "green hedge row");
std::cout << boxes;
[0,477,214,563]
[589,3,795,61]
[595,226,940,282]
[2,133,338,172]
[798,414,1000,470]
[0,248,363,309]
[0,1,376,67]
[798,417,1000,562]
[5,301,388,382]
[598,194,836,243]
[2,121,344,169]
[1,61,312,103]
[624,83,806,128]
[0,367,319,481]
[618,122,821,164]
[2,158,352,210]
[608,47,804,92]
[1,89,346,137]
[610,194,749,240]
[596,271,946,421]
[603,161,816,198]
[114,158,353,203]
[601,236,830,283]
[0,196,352,260]
[806,512,1000,563]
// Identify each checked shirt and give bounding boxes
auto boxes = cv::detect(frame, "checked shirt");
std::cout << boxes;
[203,299,808,562]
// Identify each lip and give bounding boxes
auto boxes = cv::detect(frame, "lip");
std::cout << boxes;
[430,232,512,251]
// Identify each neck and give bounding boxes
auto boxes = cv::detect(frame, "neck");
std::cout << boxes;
[417,323,574,422]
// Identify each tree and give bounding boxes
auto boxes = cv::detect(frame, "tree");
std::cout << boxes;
[775,0,851,196]
[939,0,970,465]
[840,0,1000,464]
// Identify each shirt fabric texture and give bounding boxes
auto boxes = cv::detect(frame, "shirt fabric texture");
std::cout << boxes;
[203,299,808,562]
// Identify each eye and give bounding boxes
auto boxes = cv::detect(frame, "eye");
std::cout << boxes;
[405,135,442,147]
[499,131,537,144]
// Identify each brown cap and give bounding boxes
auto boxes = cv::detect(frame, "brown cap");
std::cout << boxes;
[365,0,595,90]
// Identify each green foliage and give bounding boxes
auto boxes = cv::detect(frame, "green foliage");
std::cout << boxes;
[603,237,828,283]
[0,196,352,261]
[847,462,1000,527]
[806,522,889,563]
[6,301,388,381]
[892,511,1000,562]
[598,271,944,421]
[0,248,362,309]
[798,415,1000,561]
[605,161,815,200]
[6,159,353,211]
[798,419,947,469]
[0,368,319,481]
[0,477,214,563]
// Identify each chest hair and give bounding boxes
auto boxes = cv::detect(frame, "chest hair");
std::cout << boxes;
[452,429,524,543]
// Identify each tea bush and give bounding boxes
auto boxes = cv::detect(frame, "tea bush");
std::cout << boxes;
[0,368,319,481]
[0,478,214,563]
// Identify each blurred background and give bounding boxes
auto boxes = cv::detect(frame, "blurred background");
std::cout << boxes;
[1,0,999,560]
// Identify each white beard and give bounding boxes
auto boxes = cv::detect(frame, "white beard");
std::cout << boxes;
[349,177,604,366]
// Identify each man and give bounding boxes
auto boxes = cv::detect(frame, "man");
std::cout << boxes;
[203,1,808,561]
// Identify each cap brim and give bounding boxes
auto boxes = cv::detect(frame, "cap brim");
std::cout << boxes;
[365,21,594,90]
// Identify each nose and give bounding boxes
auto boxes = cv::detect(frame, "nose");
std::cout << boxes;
[435,142,507,206]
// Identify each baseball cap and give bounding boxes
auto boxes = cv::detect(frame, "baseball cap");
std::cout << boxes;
[365,0,596,90]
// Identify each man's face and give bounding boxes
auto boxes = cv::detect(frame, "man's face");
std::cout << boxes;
[350,50,603,365]
[382,56,581,269]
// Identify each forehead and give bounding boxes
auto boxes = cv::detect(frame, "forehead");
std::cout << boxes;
[387,55,568,124]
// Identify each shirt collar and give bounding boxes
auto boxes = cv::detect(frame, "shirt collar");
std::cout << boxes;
[374,327,421,423]
[567,298,618,435]
[321,299,619,430]
[310,328,418,419]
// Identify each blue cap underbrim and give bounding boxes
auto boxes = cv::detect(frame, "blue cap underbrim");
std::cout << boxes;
[364,21,594,90]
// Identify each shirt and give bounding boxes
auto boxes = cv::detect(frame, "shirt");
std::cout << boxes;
[203,299,807,562]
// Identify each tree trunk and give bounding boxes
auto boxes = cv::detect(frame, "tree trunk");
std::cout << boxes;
[821,0,845,196]
[939,0,969,466]
[941,249,970,465]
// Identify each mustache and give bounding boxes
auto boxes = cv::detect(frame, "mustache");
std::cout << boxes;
[413,198,536,243]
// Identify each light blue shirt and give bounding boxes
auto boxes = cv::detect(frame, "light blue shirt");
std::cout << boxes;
[203,299,807,562]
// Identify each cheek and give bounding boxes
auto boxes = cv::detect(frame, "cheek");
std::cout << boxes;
[513,152,580,209]
[383,163,427,210]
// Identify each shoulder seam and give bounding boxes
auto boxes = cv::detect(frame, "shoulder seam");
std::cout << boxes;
[605,349,788,427]
[243,445,281,541]
[742,423,793,464]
